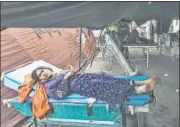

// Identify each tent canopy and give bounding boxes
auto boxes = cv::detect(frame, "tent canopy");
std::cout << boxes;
[1,2,179,28]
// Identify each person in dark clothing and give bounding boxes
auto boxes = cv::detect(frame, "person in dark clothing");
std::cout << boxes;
[31,66,155,104]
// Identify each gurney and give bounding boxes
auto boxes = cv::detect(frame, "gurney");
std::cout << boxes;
[1,60,154,127]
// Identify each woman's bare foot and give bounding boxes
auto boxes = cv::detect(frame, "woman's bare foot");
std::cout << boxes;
[145,79,155,91]
[135,85,147,94]
[135,78,155,91]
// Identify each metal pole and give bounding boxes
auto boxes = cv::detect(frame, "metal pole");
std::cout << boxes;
[33,118,38,127]
[150,20,154,44]
[137,112,140,127]
[120,105,126,127]
[104,33,134,75]
[146,47,149,68]
[159,20,163,55]
[79,26,83,71]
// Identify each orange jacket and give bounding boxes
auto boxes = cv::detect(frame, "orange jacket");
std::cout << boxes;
[18,73,51,119]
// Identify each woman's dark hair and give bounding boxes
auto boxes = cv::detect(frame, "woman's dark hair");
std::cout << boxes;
[31,66,53,82]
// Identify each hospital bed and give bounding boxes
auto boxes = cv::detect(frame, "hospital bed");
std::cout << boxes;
[1,60,154,127]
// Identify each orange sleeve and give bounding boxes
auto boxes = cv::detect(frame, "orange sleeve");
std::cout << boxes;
[17,74,34,102]
[32,82,51,118]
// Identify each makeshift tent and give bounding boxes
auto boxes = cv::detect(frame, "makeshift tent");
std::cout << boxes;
[1,28,96,71]
[1,2,179,29]
[1,29,33,127]
[1,28,96,126]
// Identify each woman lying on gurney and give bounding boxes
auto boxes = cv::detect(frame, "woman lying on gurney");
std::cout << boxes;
[25,66,155,104]
[1,66,155,118]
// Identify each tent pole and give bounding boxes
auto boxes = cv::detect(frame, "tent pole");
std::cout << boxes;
[79,26,83,71]
[159,20,163,55]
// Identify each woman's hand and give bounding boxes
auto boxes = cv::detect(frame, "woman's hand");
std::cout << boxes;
[67,65,73,71]
[67,65,78,73]
[64,65,78,79]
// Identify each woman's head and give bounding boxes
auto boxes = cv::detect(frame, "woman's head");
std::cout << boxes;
[32,66,53,81]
